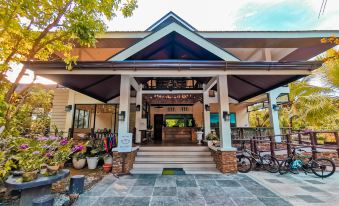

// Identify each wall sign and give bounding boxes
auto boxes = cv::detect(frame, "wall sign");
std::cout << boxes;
[118,133,132,152]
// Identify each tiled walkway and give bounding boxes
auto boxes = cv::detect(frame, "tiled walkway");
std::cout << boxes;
[74,173,291,206]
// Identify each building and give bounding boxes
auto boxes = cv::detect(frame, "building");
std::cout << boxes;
[27,12,338,173]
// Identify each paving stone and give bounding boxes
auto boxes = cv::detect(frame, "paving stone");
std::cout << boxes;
[196,179,217,187]
[114,179,137,187]
[304,179,325,184]
[231,197,266,206]
[300,185,324,192]
[177,187,204,200]
[134,178,156,186]
[258,197,292,206]
[102,184,131,197]
[150,196,178,206]
[94,197,124,206]
[222,187,255,198]
[128,186,154,197]
[216,180,241,187]
[120,197,151,206]
[73,196,99,206]
[178,197,205,206]
[204,195,235,206]
[295,195,324,203]
[194,174,214,179]
[137,174,160,179]
[155,176,176,187]
[83,184,109,196]
[153,187,177,196]
[243,186,279,198]
[200,186,226,198]
[265,179,283,183]
[176,179,197,187]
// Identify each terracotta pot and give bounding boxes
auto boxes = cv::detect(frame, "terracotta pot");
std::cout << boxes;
[47,165,60,172]
[103,164,112,173]
[72,158,86,169]
[22,170,39,182]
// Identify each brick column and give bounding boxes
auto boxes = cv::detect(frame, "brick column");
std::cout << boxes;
[211,149,237,173]
[112,150,138,175]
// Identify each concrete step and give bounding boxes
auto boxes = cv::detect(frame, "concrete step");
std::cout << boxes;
[184,168,221,174]
[137,151,211,156]
[135,156,214,162]
[133,163,216,169]
[130,168,163,174]
[139,146,209,152]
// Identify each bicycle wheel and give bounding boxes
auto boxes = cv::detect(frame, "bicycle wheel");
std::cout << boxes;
[262,154,279,173]
[237,155,252,173]
[311,158,336,178]
[279,158,291,175]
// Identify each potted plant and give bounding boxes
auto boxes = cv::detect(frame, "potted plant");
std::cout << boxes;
[103,163,112,173]
[103,153,113,165]
[46,138,72,172]
[72,144,87,169]
[195,127,204,145]
[86,149,99,169]
[206,132,219,147]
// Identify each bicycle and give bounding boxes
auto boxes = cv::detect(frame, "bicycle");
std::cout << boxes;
[237,143,279,173]
[279,147,336,178]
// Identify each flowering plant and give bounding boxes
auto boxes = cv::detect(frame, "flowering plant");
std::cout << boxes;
[72,143,87,159]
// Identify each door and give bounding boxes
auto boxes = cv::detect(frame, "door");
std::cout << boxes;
[154,114,163,141]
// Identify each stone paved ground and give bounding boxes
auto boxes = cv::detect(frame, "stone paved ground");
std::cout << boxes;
[73,173,292,206]
[248,171,339,206]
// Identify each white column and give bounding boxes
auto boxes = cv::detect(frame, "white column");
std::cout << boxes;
[203,91,211,138]
[217,75,234,151]
[268,90,281,142]
[118,75,131,136]
[135,85,142,143]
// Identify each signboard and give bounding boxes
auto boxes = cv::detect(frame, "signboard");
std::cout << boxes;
[139,119,147,130]
[118,133,132,152]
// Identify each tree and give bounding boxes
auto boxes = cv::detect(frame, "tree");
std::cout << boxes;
[0,0,137,135]
[0,0,137,102]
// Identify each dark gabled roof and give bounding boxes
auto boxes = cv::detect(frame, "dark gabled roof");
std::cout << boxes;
[146,11,197,32]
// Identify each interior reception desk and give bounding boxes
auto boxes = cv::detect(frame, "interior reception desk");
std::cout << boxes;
[162,127,194,143]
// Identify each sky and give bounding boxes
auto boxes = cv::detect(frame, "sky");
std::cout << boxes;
[6,0,339,85]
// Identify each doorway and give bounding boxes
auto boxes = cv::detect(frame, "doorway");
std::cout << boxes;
[154,114,164,141]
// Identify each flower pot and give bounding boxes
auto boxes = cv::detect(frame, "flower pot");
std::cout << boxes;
[72,158,86,170]
[196,131,204,145]
[22,170,39,182]
[103,164,112,173]
[103,155,113,165]
[207,140,213,147]
[47,165,60,172]
[86,157,99,169]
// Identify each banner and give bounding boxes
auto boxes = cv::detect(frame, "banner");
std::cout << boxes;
[117,133,132,152]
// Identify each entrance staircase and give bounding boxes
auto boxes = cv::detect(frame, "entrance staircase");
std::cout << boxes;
[130,146,220,174]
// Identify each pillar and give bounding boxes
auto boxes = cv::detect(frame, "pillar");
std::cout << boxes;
[268,90,281,142]
[217,75,234,151]
[118,75,131,136]
[135,86,142,143]
[203,91,211,138]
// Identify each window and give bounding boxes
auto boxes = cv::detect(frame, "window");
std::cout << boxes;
[165,114,193,127]
[75,109,90,128]
[210,112,237,128]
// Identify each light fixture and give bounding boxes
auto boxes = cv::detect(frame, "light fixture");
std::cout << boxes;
[118,111,126,121]
[64,105,72,112]
[136,105,141,111]
[204,104,210,111]
[272,104,280,111]
[223,111,231,121]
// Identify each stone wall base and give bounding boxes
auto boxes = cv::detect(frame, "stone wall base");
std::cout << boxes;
[211,150,237,173]
[112,150,138,175]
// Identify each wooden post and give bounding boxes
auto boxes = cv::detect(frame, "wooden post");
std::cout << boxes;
[298,133,302,144]
[270,136,275,157]
[286,134,292,156]
[334,131,339,158]
[310,132,317,159]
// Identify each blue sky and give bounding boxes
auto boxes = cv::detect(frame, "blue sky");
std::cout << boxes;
[107,0,339,31]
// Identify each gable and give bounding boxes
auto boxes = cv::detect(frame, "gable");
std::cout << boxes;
[108,22,239,61]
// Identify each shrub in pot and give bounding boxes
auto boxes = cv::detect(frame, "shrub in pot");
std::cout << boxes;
[103,154,113,165]
[86,149,99,169]
[206,132,219,147]
[71,143,87,169]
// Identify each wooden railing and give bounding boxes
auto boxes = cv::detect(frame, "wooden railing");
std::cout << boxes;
[233,131,339,160]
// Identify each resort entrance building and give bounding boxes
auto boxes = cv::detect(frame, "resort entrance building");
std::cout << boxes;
[27,12,337,173]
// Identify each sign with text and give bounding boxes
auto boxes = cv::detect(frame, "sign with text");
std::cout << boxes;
[118,133,132,152]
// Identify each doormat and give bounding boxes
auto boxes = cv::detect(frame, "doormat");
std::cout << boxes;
[162,168,186,175]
